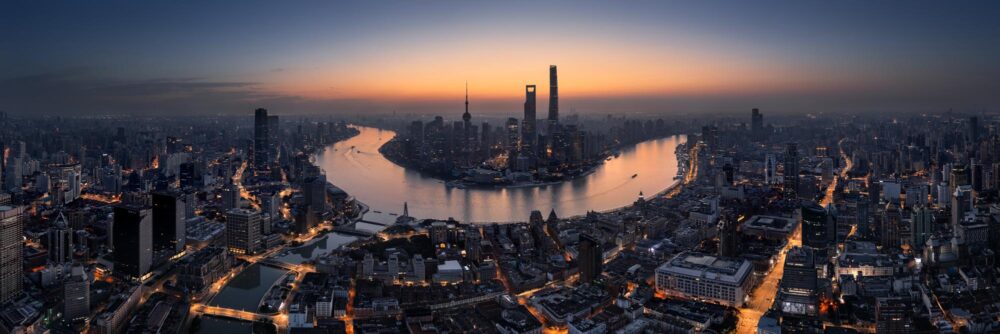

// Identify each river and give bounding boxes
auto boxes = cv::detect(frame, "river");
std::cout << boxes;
[316,126,685,223]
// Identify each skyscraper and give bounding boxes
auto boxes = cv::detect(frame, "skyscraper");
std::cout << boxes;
[801,201,829,249]
[751,108,764,140]
[64,265,90,321]
[778,246,818,316]
[465,226,481,262]
[784,143,800,197]
[522,85,537,152]
[578,234,602,283]
[152,191,186,254]
[718,217,739,258]
[0,205,23,303]
[112,205,153,280]
[226,208,262,255]
[548,65,559,125]
[47,212,74,264]
[253,108,270,171]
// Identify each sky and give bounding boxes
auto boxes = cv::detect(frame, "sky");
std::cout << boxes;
[2,1,1000,117]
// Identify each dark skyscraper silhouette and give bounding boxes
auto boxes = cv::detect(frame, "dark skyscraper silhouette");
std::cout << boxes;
[578,233,602,283]
[784,143,799,197]
[112,205,152,280]
[751,108,763,140]
[522,85,537,152]
[152,191,185,254]
[253,108,270,171]
[548,65,559,124]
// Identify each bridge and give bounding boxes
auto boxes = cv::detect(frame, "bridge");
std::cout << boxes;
[193,303,280,323]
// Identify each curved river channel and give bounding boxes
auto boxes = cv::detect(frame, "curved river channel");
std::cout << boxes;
[317,126,685,223]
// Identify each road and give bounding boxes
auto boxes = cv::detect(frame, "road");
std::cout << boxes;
[737,139,847,333]
[735,223,802,334]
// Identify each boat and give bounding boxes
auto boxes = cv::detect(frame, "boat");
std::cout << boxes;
[632,174,638,178]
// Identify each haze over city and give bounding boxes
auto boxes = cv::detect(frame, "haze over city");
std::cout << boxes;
[4,1,1000,116]
[6,2,1000,334]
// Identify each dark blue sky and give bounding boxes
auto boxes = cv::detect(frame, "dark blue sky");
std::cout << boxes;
[3,1,1000,116]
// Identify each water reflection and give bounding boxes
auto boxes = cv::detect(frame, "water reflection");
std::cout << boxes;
[209,264,288,312]
[318,126,685,223]
[274,233,357,264]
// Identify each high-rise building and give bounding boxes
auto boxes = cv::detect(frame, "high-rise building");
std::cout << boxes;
[578,234,602,283]
[465,226,481,262]
[226,208,262,255]
[505,118,520,151]
[911,205,933,251]
[221,182,240,210]
[778,246,818,316]
[801,201,829,249]
[951,185,973,227]
[784,143,800,197]
[881,203,902,250]
[0,205,23,303]
[765,154,779,185]
[412,255,425,282]
[751,108,764,140]
[152,191,185,254]
[718,217,739,258]
[521,85,537,153]
[47,212,74,264]
[547,65,559,125]
[253,108,270,171]
[64,265,90,321]
[112,205,153,280]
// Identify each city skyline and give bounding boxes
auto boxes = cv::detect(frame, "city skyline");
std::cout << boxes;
[4,1,1000,116]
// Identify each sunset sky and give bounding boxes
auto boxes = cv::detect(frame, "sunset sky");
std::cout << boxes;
[3,1,1000,116]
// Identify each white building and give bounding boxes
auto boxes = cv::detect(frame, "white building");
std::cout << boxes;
[655,252,753,307]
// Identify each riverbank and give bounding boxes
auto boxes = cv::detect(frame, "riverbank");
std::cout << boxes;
[377,127,682,190]
[312,125,687,223]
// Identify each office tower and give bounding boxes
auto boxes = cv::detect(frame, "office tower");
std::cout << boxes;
[505,118,520,151]
[764,154,778,185]
[578,234,602,283]
[801,201,829,249]
[152,191,185,254]
[4,156,22,192]
[112,205,153,280]
[950,163,968,195]
[0,205,23,303]
[718,217,739,258]
[303,175,327,211]
[221,182,240,210]
[548,65,559,125]
[253,108,269,171]
[179,162,201,188]
[778,246,818,316]
[880,203,902,250]
[64,265,90,321]
[430,221,448,246]
[951,185,973,227]
[388,253,399,278]
[521,85,537,152]
[911,205,933,251]
[751,108,764,140]
[784,143,800,196]
[971,160,983,192]
[465,226,482,262]
[876,298,915,333]
[47,212,74,264]
[412,255,425,282]
[226,208,262,255]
